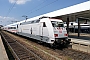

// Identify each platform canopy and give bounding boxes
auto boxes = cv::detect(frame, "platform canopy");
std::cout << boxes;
[39,1,90,22]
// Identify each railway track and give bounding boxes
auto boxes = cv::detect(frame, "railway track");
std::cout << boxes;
[1,31,90,60]
[1,32,43,60]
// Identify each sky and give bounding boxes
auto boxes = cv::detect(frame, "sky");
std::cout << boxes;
[0,0,88,26]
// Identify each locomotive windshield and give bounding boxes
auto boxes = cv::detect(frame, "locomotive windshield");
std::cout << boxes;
[51,21,64,27]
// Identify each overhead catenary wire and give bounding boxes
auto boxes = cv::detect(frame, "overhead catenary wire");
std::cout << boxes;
[6,0,58,20]
[4,0,18,25]
[26,0,59,16]
[3,0,18,26]
[26,0,47,15]
[18,0,59,20]
[6,0,18,18]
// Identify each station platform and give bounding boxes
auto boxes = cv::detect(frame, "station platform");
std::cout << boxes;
[69,33,90,42]
[69,33,90,53]
[70,37,90,45]
[69,33,90,45]
[0,35,9,60]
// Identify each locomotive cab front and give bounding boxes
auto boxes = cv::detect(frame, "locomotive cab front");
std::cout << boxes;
[50,19,70,46]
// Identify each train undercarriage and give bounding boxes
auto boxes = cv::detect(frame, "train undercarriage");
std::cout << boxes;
[50,38,71,48]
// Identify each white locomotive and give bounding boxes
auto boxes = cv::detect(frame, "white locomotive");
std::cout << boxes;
[17,17,70,46]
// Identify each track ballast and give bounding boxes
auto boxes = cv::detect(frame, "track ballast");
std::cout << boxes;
[1,32,43,60]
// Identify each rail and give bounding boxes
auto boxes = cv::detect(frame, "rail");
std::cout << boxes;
[1,32,43,60]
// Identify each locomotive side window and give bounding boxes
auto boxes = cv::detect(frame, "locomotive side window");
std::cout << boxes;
[20,23,21,25]
[51,21,64,27]
[35,20,40,23]
[26,21,31,24]
[43,22,46,27]
[31,21,34,23]
[17,25,18,28]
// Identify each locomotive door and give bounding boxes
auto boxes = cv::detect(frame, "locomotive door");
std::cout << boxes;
[39,22,43,39]
[40,22,49,41]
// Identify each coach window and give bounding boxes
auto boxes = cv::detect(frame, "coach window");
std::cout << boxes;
[14,27,16,29]
[71,23,73,25]
[8,27,10,29]
[43,22,46,27]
